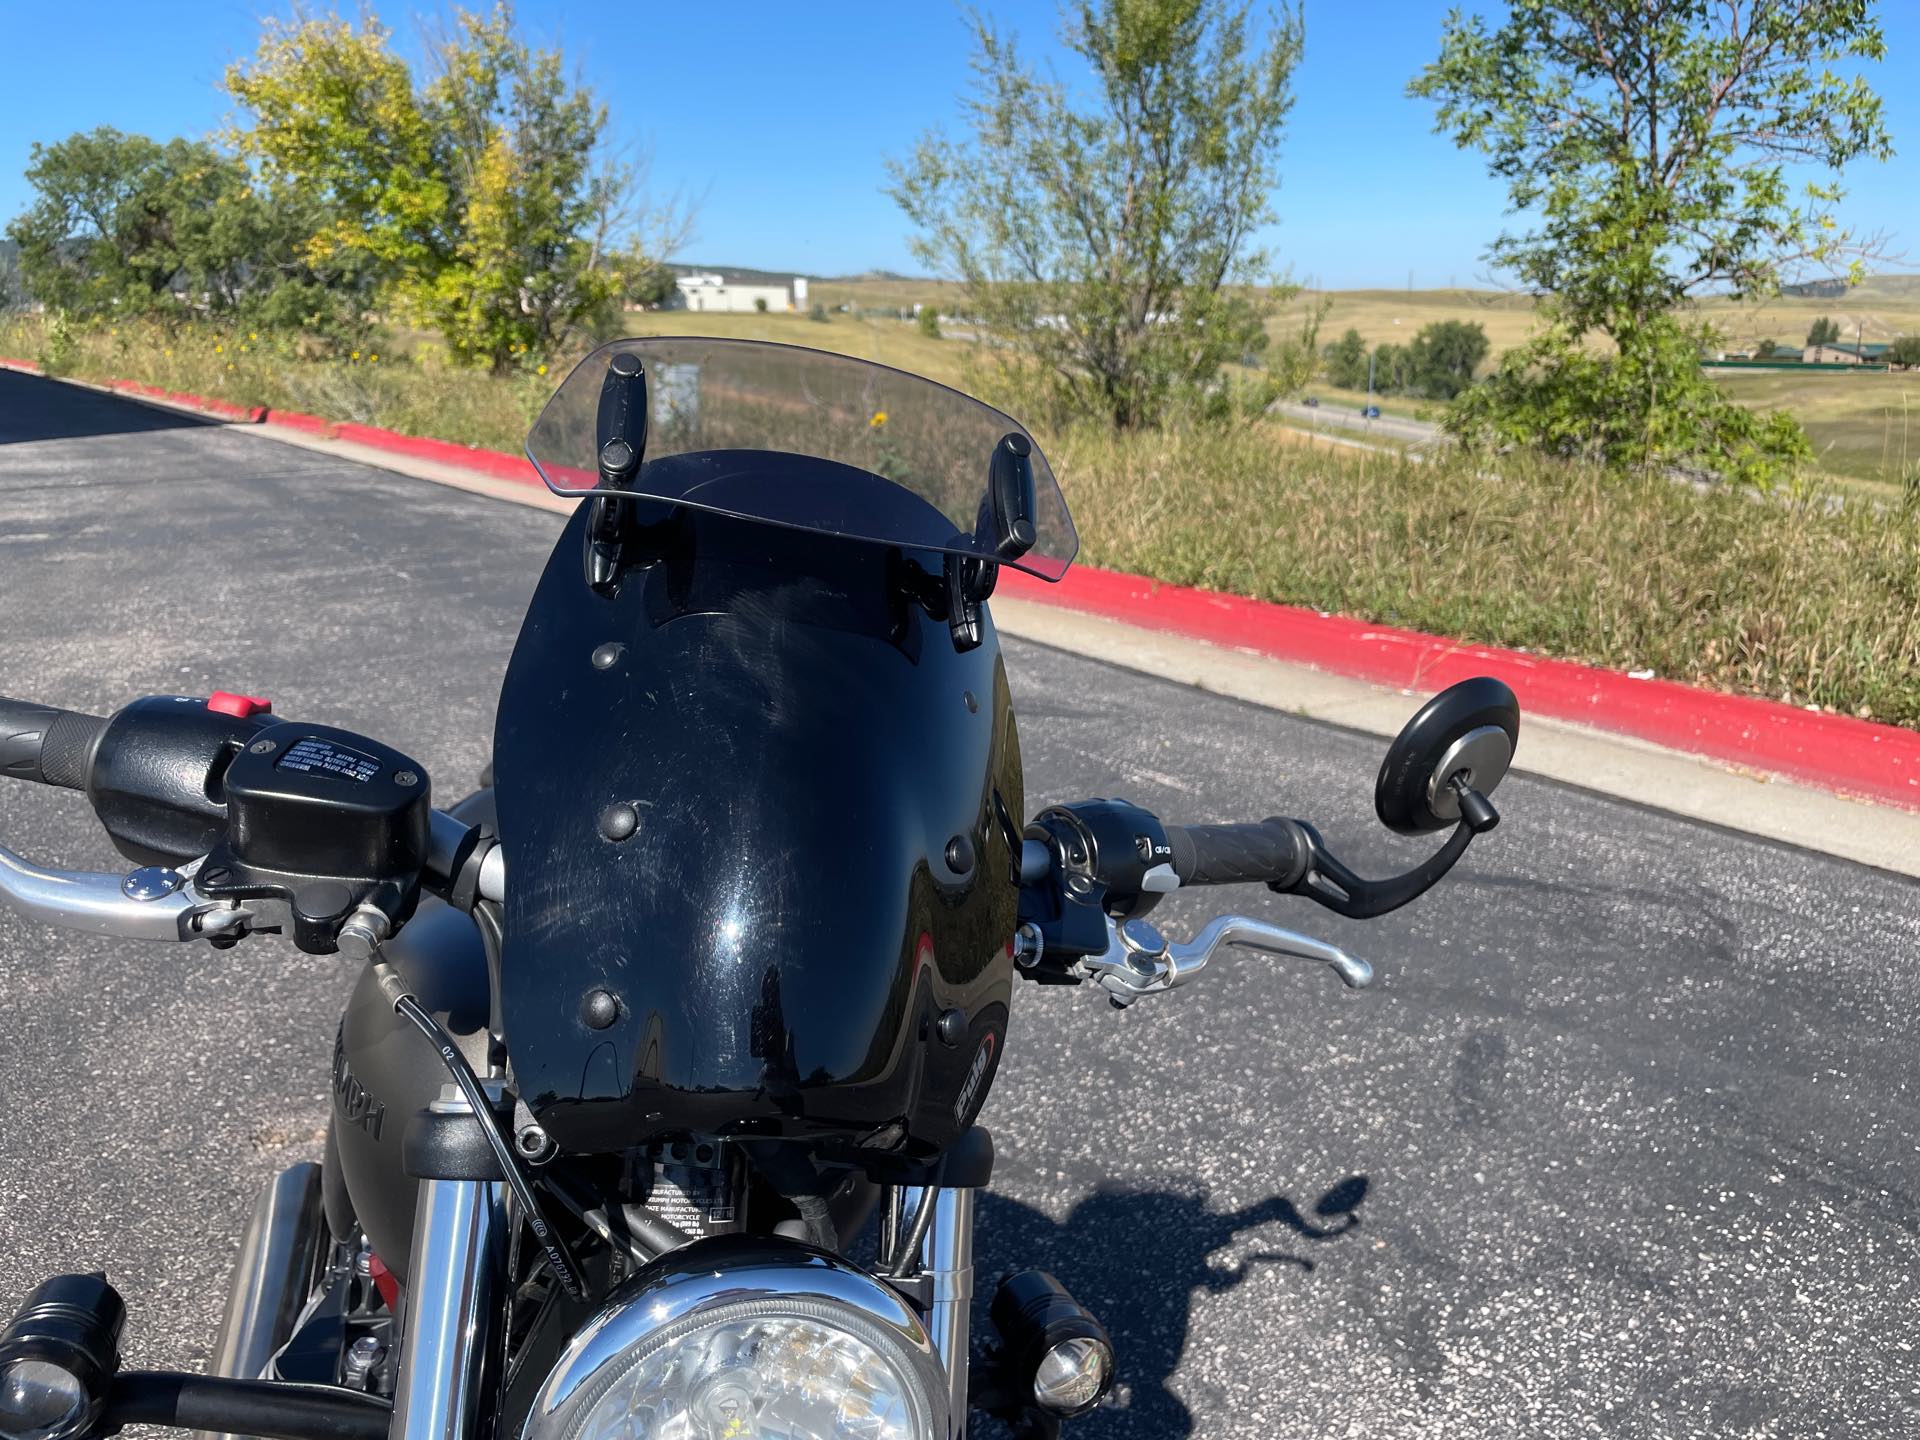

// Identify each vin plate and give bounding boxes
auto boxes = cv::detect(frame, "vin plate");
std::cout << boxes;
[276,737,382,784]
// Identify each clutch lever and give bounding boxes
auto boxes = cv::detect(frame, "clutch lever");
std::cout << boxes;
[1077,913,1373,1009]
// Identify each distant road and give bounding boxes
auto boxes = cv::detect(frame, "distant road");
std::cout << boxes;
[1272,398,1446,449]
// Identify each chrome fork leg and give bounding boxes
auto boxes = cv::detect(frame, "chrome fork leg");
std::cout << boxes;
[390,1174,503,1440]
[918,1186,976,1440]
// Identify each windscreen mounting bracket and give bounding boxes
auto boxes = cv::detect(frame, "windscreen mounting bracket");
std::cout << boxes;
[585,352,648,594]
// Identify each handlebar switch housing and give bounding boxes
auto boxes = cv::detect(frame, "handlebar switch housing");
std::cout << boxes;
[88,696,277,865]
[194,721,431,954]
[1029,799,1173,919]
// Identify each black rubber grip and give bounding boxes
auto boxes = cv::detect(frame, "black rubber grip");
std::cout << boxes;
[0,695,108,789]
[1165,817,1309,889]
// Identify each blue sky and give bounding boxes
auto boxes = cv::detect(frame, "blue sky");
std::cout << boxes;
[1,0,1913,290]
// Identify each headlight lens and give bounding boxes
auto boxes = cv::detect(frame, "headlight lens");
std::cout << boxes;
[573,1305,921,1440]
[0,1359,87,1440]
[526,1244,950,1440]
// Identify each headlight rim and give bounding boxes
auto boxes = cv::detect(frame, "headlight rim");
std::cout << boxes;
[521,1236,948,1440]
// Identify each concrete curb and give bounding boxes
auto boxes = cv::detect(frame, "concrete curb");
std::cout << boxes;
[8,355,1917,825]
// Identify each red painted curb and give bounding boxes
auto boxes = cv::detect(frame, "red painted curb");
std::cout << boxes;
[263,409,335,438]
[999,563,1920,812]
[330,422,537,485]
[0,357,43,373]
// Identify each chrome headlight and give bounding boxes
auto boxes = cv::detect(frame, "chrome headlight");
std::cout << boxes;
[522,1239,947,1440]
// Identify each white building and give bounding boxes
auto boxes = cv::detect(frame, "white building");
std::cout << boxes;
[671,273,798,313]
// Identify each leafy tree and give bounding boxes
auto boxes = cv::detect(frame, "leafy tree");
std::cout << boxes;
[1321,327,1368,389]
[1406,319,1489,398]
[1411,1,1892,484]
[1888,336,1920,369]
[5,126,372,336]
[8,129,235,317]
[1754,338,1780,359]
[1372,342,1412,396]
[889,0,1306,428]
[0,242,23,310]
[1450,313,1813,486]
[1806,315,1841,347]
[226,5,672,371]
[916,303,942,339]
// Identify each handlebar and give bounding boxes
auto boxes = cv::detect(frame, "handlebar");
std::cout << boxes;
[1163,818,1308,890]
[0,695,108,790]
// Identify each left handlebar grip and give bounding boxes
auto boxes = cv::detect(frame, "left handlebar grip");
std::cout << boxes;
[0,697,109,789]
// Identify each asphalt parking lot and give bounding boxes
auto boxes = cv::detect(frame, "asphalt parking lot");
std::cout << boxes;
[2,370,1916,1438]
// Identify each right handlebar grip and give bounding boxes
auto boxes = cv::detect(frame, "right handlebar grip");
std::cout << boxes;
[0,696,108,790]
[1164,817,1309,889]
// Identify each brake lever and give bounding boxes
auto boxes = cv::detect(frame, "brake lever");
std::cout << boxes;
[1078,914,1373,1008]
[0,845,256,943]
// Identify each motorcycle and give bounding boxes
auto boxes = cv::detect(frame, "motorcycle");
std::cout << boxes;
[0,337,1519,1440]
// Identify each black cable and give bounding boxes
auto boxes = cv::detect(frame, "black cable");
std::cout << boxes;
[371,961,589,1302]
[103,1372,389,1440]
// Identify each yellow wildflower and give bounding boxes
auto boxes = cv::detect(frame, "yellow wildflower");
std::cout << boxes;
[248,332,258,342]
[214,344,223,354]
[351,350,361,361]
[536,363,547,375]
[369,354,378,363]
[869,410,889,429]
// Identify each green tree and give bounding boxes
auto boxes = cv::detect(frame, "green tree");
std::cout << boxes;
[1321,327,1368,389]
[889,0,1305,429]
[6,126,372,335]
[1406,319,1489,398]
[916,303,942,339]
[1806,315,1841,347]
[1754,338,1780,359]
[1888,336,1920,368]
[9,129,228,317]
[226,5,667,371]
[1411,1,1892,484]
[1372,341,1411,396]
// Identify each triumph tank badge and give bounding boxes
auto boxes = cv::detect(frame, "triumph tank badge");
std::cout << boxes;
[331,1030,386,1139]
[954,1030,998,1125]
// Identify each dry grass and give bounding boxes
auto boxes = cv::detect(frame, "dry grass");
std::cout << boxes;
[614,308,973,389]
[1056,420,1920,727]
[11,309,1917,727]
[1713,369,1920,490]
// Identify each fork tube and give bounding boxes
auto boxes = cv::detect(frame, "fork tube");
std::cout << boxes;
[919,1187,976,1439]
[390,1173,503,1440]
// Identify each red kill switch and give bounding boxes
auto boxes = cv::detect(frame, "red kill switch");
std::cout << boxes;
[207,691,272,718]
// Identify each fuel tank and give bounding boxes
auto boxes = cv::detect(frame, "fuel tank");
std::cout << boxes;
[327,792,496,1281]
[492,502,1024,1159]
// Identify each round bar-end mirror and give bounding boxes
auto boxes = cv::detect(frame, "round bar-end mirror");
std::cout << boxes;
[1375,677,1520,836]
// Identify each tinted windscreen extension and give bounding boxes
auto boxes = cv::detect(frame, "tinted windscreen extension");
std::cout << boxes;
[525,337,1077,581]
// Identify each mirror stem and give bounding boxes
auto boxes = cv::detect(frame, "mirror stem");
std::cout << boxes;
[1447,775,1501,834]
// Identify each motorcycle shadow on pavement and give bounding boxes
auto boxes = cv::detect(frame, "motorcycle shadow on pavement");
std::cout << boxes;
[971,1174,1370,1438]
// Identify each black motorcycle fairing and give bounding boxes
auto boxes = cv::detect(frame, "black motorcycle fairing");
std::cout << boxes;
[492,499,1022,1159]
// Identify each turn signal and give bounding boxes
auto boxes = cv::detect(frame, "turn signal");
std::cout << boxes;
[988,1270,1115,1419]
[0,1276,123,1440]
